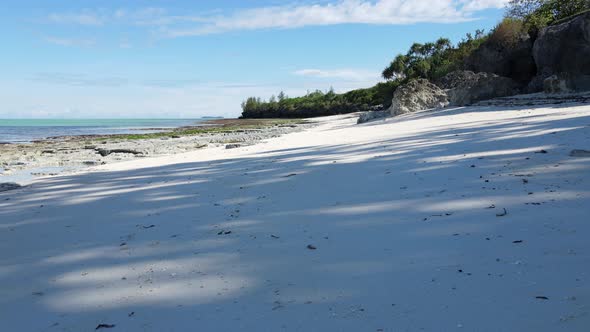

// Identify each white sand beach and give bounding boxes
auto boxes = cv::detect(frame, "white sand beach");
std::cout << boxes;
[1,103,590,331]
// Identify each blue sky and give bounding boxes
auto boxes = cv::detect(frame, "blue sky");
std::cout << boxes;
[0,0,507,118]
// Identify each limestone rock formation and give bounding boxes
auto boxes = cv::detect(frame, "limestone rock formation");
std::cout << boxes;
[465,33,536,84]
[532,12,590,92]
[439,71,520,106]
[390,79,449,116]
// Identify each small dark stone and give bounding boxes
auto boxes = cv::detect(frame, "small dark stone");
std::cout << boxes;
[95,324,116,330]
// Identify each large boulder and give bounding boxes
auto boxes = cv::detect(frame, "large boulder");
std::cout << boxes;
[439,71,520,106]
[390,79,449,116]
[531,12,590,92]
[465,33,536,84]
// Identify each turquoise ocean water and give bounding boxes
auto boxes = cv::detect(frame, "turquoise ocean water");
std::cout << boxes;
[0,119,214,143]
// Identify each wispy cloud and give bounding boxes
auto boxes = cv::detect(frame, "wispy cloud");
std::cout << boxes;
[43,0,508,37]
[459,0,509,12]
[47,12,104,26]
[32,73,127,87]
[119,38,132,49]
[294,68,380,82]
[43,37,96,47]
[142,78,203,88]
[161,0,508,37]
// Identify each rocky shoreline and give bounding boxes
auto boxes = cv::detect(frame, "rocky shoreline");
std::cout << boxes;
[0,118,314,185]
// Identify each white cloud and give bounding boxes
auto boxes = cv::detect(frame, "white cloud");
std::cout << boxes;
[162,0,508,37]
[0,80,285,118]
[47,13,104,26]
[32,73,127,87]
[44,1,508,37]
[43,37,96,47]
[119,39,132,49]
[460,0,509,12]
[4,71,381,118]
[294,68,380,82]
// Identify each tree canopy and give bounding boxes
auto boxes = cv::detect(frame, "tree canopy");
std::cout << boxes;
[506,0,590,31]
[240,81,399,119]
[381,32,486,82]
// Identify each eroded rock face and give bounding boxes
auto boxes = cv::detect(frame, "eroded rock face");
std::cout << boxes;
[465,33,536,84]
[439,71,520,106]
[532,12,590,92]
[390,79,449,116]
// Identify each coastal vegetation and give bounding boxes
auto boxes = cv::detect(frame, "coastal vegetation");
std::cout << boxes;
[506,0,590,32]
[240,0,589,119]
[381,33,486,82]
[239,30,485,119]
[240,82,399,119]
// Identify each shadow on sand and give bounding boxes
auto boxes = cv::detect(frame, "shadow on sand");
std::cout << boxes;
[1,103,590,331]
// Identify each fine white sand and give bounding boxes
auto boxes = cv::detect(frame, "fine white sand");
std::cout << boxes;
[1,103,590,331]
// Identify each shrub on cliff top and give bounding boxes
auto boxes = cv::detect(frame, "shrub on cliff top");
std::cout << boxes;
[488,18,526,48]
[507,0,590,32]
[381,31,486,82]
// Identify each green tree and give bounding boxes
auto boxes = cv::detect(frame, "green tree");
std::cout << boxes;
[506,0,590,32]
[381,31,486,82]
[507,0,545,19]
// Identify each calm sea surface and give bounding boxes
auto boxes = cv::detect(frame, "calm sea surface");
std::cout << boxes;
[0,119,214,143]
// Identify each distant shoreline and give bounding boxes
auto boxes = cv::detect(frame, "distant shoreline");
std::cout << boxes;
[0,118,311,184]
[0,118,222,144]
[28,118,303,143]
